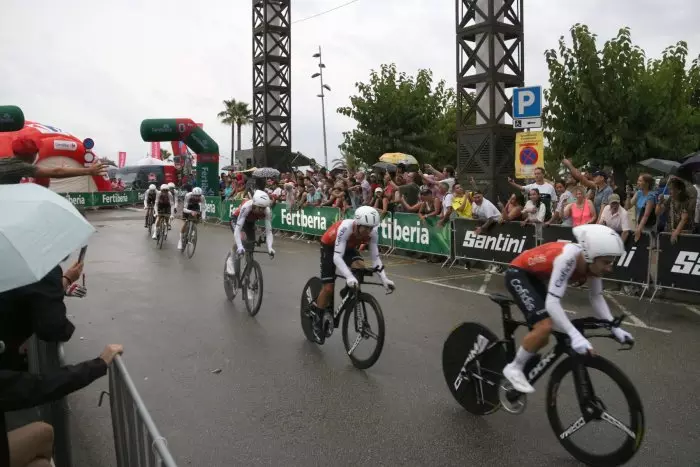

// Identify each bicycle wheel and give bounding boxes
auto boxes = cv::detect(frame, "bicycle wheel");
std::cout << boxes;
[223,252,239,301]
[186,223,197,258]
[341,292,385,369]
[300,277,323,343]
[157,221,165,249]
[242,260,264,316]
[546,355,645,466]
[441,322,506,415]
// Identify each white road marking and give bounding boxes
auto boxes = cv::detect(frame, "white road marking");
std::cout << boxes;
[604,294,672,333]
[682,304,700,318]
[477,273,492,294]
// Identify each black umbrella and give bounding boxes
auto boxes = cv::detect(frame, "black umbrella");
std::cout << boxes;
[372,162,397,173]
[220,164,236,171]
[675,152,700,182]
[639,158,680,174]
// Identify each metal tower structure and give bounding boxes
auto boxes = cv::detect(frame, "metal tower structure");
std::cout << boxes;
[456,0,524,198]
[252,0,291,170]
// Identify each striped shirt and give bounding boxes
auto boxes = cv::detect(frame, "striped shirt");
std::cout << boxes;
[0,158,37,184]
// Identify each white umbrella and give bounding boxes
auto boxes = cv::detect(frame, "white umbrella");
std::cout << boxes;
[0,183,95,293]
[136,157,168,166]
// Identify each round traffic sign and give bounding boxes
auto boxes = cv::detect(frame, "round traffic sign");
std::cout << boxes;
[83,138,95,150]
[519,146,538,165]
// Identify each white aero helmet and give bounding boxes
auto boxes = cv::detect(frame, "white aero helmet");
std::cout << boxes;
[148,184,156,191]
[252,190,271,208]
[572,224,625,263]
[354,206,380,228]
[168,182,175,189]
[160,184,169,191]
[192,187,203,196]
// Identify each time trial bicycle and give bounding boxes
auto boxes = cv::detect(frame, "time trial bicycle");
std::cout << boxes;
[223,233,272,316]
[300,267,392,369]
[181,215,199,258]
[441,293,644,466]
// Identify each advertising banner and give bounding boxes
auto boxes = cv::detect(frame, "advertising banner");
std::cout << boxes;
[453,219,537,264]
[272,206,340,235]
[656,233,700,292]
[385,212,451,256]
[59,192,94,208]
[95,191,130,207]
[540,224,576,243]
[118,151,127,168]
[151,142,161,159]
[203,196,222,220]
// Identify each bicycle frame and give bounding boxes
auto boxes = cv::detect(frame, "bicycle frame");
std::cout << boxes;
[332,268,386,324]
[235,235,266,284]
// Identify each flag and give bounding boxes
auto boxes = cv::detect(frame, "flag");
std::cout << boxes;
[118,151,127,168]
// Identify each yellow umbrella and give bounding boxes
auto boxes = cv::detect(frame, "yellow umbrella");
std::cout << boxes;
[379,153,418,165]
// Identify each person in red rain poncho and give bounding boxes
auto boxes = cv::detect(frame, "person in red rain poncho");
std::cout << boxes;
[0,137,107,185]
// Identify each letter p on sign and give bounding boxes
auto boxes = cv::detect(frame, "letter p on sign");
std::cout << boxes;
[513,86,542,119]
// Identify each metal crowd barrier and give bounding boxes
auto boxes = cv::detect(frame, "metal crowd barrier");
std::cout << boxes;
[105,355,178,467]
[26,338,73,467]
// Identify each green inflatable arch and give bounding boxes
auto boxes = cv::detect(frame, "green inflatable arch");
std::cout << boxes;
[140,118,220,195]
[0,105,25,132]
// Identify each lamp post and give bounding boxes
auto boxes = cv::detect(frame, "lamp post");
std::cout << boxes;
[312,46,331,168]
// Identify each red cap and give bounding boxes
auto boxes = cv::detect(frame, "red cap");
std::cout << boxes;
[12,137,39,156]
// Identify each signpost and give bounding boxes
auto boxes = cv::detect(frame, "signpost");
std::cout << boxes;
[512,86,542,129]
[514,131,544,178]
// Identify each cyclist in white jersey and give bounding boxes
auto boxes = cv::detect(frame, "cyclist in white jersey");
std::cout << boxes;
[226,190,275,275]
[178,187,206,250]
[152,184,174,239]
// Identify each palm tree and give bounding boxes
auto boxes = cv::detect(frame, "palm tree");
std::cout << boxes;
[217,99,253,164]
[332,150,365,173]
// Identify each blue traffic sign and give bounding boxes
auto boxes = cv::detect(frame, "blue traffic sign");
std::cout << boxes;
[83,138,95,150]
[513,86,542,119]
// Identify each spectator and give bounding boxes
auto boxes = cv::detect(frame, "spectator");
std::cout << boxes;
[0,137,107,185]
[564,185,596,226]
[472,191,500,235]
[508,167,557,214]
[368,173,380,193]
[437,181,453,227]
[304,184,322,207]
[355,171,372,206]
[397,172,420,208]
[656,177,694,244]
[521,188,546,226]
[422,164,456,190]
[2,344,124,467]
[548,178,576,226]
[625,173,656,243]
[371,187,390,218]
[401,186,441,223]
[563,159,613,216]
[451,184,472,219]
[598,193,632,242]
[499,192,525,223]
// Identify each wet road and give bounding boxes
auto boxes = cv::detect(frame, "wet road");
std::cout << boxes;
[65,209,700,466]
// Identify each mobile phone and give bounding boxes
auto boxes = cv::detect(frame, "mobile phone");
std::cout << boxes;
[78,246,88,263]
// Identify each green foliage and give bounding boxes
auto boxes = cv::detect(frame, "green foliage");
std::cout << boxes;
[331,150,367,173]
[544,24,700,184]
[217,99,253,154]
[159,148,172,161]
[337,63,458,168]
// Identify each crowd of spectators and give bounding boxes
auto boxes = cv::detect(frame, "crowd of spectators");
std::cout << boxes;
[1,137,122,467]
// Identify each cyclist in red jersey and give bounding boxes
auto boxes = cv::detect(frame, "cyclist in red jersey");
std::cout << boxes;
[309,206,395,341]
[502,224,634,393]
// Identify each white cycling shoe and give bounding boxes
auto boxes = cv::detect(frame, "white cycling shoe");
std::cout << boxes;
[503,363,535,394]
[226,255,236,276]
[177,240,183,250]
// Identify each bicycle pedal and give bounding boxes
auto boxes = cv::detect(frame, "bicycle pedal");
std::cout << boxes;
[498,381,528,415]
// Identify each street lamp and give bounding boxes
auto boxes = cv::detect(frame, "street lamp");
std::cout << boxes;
[311,46,331,168]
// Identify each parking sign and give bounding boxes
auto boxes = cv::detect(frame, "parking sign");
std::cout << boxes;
[512,86,542,119]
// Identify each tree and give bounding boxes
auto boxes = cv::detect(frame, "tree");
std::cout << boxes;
[544,24,700,188]
[159,148,172,161]
[337,63,458,168]
[217,99,253,162]
[331,150,366,173]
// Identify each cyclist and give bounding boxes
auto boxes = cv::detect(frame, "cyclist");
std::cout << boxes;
[178,187,206,251]
[143,184,157,228]
[502,224,634,394]
[226,190,275,276]
[152,184,174,240]
[308,206,395,341]
[168,182,178,229]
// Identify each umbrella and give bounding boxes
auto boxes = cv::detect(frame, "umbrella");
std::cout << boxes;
[675,152,700,182]
[220,165,236,171]
[372,162,397,173]
[136,157,169,166]
[379,152,418,165]
[0,183,95,293]
[639,158,680,174]
[252,167,280,179]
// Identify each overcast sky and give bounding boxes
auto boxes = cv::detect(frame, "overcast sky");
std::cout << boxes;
[1,0,698,168]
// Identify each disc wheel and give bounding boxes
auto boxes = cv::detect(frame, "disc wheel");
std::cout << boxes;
[441,322,506,415]
[300,277,323,343]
